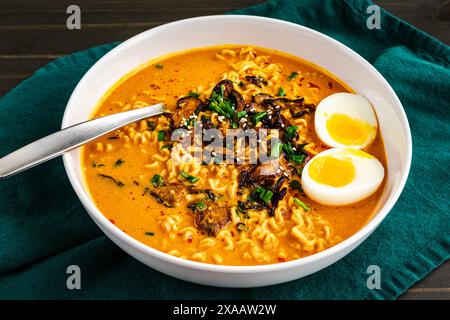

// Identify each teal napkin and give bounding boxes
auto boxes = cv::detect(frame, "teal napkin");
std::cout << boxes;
[0,0,448,299]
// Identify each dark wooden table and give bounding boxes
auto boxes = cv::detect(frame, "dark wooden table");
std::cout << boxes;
[1,0,448,300]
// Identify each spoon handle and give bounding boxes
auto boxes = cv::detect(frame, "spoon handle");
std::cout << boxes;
[0,103,165,179]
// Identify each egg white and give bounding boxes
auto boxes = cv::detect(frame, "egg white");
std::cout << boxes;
[315,93,378,149]
[301,148,384,206]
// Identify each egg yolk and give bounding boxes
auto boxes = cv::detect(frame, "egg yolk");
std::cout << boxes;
[326,114,373,146]
[308,156,355,187]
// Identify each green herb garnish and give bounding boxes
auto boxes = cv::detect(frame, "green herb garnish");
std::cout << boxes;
[196,201,207,211]
[147,120,156,130]
[145,231,155,236]
[114,158,125,167]
[277,86,286,97]
[282,143,307,165]
[291,154,306,164]
[179,171,199,183]
[151,174,165,188]
[287,72,298,80]
[293,197,310,211]
[270,139,283,158]
[251,112,267,124]
[155,64,163,69]
[284,125,298,140]
[157,131,165,141]
[188,91,200,98]
[208,83,237,126]
[237,111,247,119]
[252,186,273,204]
[161,144,173,150]
[289,180,302,192]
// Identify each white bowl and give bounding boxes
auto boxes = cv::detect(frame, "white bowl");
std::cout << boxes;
[62,15,412,288]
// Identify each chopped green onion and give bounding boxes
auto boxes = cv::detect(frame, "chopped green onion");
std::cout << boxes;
[289,180,302,192]
[251,112,267,124]
[282,143,307,165]
[287,72,298,80]
[284,125,298,140]
[291,154,306,164]
[271,139,283,158]
[155,64,163,69]
[277,86,286,97]
[151,174,165,188]
[293,197,310,211]
[261,190,273,204]
[196,201,207,211]
[157,131,165,141]
[145,231,155,236]
[253,186,273,204]
[237,111,247,118]
[179,171,199,183]
[146,120,156,130]
[188,91,200,98]
[208,82,237,123]
[161,144,173,150]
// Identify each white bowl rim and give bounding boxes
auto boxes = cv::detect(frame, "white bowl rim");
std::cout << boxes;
[62,15,412,273]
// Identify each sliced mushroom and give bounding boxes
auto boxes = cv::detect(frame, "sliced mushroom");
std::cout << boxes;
[172,96,204,127]
[252,93,274,105]
[210,79,245,121]
[194,201,230,236]
[146,185,185,207]
[247,161,283,187]
[212,79,234,96]
[245,75,268,88]
[269,187,287,216]
[229,89,245,112]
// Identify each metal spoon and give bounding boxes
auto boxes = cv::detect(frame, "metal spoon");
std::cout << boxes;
[0,103,165,180]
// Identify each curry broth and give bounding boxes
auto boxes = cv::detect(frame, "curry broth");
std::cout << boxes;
[82,45,386,265]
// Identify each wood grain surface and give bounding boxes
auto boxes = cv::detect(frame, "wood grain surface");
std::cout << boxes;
[0,0,448,300]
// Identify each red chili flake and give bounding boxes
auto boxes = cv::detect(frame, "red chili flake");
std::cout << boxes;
[109,219,115,225]
[278,257,286,262]
[187,236,193,243]
[308,82,320,89]
[328,82,333,89]
[230,231,235,237]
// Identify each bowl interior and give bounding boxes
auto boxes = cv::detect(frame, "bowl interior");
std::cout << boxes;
[62,15,411,270]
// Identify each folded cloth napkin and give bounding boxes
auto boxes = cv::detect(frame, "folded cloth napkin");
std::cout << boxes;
[0,0,448,299]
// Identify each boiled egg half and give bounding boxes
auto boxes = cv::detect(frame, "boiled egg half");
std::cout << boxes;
[301,148,384,206]
[315,93,378,149]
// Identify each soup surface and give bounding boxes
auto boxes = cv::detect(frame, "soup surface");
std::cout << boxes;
[82,45,386,265]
